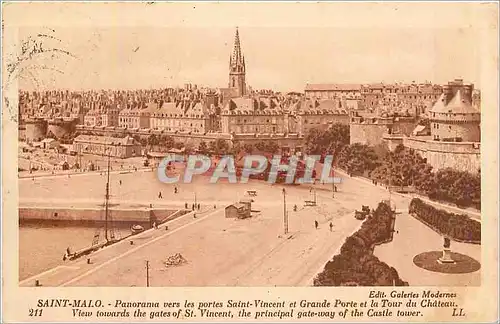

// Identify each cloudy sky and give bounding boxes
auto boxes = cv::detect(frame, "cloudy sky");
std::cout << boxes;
[4,2,495,92]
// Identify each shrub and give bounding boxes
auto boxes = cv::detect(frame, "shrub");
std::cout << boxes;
[409,198,480,243]
[314,201,408,286]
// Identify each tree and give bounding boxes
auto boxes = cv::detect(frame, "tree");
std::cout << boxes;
[158,135,174,150]
[254,141,280,153]
[209,139,230,155]
[198,141,208,154]
[147,134,159,148]
[304,123,350,159]
[371,144,433,189]
[337,143,381,176]
[242,143,255,154]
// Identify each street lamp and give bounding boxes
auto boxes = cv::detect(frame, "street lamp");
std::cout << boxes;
[282,188,288,235]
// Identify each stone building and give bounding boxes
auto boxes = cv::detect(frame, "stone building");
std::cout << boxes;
[150,100,213,134]
[118,103,154,129]
[83,104,119,127]
[383,79,481,173]
[428,79,480,142]
[360,82,443,114]
[350,113,417,146]
[304,84,362,100]
[220,97,286,134]
[288,99,349,136]
[73,135,142,158]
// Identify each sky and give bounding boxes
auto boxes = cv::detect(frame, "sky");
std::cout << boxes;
[4,2,496,92]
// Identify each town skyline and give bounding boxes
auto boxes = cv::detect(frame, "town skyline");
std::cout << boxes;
[9,3,486,92]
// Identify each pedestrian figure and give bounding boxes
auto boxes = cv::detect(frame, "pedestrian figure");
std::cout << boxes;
[197,203,200,210]
[158,191,162,199]
[174,186,178,194]
[334,185,337,192]
[214,204,216,209]
[193,213,197,218]
[185,202,188,209]
[329,222,333,232]
[153,221,157,229]
[315,220,319,229]
[293,204,298,212]
[119,180,122,185]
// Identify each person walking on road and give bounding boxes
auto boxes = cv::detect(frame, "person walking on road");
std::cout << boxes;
[329,222,333,232]
[158,191,162,199]
[315,220,319,230]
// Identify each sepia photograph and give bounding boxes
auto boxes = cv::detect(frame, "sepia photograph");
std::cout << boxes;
[2,1,498,322]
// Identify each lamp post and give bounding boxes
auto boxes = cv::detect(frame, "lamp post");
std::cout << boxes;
[145,260,150,287]
[282,188,288,235]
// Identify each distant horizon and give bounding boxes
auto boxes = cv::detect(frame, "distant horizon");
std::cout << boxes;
[17,79,481,94]
[6,3,486,92]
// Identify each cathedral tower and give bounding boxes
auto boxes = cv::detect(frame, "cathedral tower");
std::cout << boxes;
[228,28,246,97]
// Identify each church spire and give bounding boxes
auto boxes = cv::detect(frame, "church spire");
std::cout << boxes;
[231,27,243,66]
[228,27,246,97]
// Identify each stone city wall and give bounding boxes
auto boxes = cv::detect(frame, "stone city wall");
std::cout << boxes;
[19,207,177,224]
[24,120,47,142]
[403,137,480,173]
[350,123,390,146]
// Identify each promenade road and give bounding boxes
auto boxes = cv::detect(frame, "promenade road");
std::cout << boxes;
[374,211,481,286]
[19,164,481,287]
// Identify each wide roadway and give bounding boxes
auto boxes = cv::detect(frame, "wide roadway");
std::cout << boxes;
[19,165,480,286]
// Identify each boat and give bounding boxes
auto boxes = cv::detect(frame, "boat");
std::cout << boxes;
[64,146,120,261]
[131,224,145,235]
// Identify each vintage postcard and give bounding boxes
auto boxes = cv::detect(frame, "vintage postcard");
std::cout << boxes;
[1,1,498,323]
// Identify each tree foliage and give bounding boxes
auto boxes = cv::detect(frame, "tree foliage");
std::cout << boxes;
[198,140,208,154]
[409,198,480,243]
[337,143,382,176]
[304,123,350,158]
[209,139,230,155]
[314,202,408,286]
[370,145,480,209]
